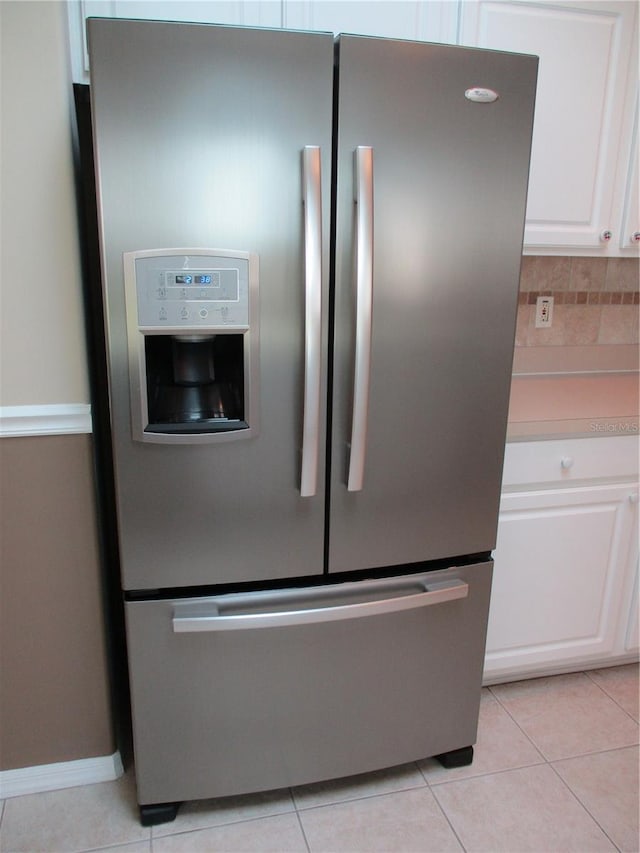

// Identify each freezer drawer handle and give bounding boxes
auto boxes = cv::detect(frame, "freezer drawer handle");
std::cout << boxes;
[348,146,374,492]
[172,577,468,632]
[300,146,323,497]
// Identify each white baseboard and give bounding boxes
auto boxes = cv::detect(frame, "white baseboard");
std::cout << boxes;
[0,404,92,437]
[0,751,123,798]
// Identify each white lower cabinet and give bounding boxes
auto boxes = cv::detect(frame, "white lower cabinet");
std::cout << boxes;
[625,567,639,654]
[485,436,639,683]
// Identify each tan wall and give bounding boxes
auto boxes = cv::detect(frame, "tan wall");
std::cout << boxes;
[0,0,89,406]
[0,436,114,770]
[0,1,114,772]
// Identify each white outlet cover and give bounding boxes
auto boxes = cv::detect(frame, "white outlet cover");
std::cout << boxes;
[535,296,554,328]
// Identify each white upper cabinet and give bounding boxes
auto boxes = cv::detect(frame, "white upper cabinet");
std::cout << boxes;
[69,1,458,83]
[282,1,458,42]
[69,1,638,256]
[68,1,282,82]
[459,0,639,256]
[615,98,640,253]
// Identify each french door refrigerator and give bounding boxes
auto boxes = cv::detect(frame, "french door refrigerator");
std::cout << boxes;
[82,17,537,825]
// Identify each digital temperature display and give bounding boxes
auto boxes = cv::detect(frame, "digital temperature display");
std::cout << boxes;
[173,274,213,285]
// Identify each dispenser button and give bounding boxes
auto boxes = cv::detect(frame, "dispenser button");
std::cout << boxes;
[199,308,209,319]
[157,287,166,299]
[180,307,190,320]
[159,308,168,321]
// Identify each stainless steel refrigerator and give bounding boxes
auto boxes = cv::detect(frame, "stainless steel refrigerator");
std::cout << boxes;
[83,17,537,825]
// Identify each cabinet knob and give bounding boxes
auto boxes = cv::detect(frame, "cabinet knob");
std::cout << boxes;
[629,493,639,504]
[600,229,613,243]
[560,456,574,470]
[631,232,640,244]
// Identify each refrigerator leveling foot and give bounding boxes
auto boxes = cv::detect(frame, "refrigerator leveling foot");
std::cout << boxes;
[139,801,181,826]
[435,745,474,768]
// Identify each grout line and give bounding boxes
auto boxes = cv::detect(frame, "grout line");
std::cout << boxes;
[289,762,429,814]
[294,808,312,853]
[425,760,548,788]
[161,806,296,833]
[550,742,640,770]
[415,758,431,788]
[547,758,623,852]
[293,773,470,853]
[488,670,640,763]
[428,781,468,852]
[291,779,430,814]
[148,810,298,845]
[583,668,640,724]
[487,682,551,763]
[80,834,152,853]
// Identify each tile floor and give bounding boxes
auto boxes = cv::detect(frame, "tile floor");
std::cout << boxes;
[1,664,638,853]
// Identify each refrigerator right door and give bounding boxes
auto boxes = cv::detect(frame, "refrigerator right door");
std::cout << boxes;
[329,37,537,573]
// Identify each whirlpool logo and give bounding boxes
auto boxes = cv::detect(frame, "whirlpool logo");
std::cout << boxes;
[590,422,639,433]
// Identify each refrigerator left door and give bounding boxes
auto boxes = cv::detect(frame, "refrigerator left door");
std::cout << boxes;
[87,20,333,590]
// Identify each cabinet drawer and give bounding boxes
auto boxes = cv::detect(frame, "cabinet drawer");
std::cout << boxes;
[503,435,639,489]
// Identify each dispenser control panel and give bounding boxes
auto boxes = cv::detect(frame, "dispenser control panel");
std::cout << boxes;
[131,252,250,329]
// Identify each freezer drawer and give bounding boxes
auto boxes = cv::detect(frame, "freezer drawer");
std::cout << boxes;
[126,562,492,805]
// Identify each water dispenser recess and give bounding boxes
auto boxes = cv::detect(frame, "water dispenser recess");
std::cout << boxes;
[123,248,259,444]
[172,337,215,386]
[145,334,245,431]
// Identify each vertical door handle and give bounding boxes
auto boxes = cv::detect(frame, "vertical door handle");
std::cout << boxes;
[301,146,323,497]
[348,146,374,492]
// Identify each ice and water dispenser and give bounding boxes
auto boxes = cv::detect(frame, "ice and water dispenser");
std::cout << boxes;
[124,249,258,443]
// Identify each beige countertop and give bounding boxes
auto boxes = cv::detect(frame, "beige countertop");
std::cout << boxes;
[507,372,639,441]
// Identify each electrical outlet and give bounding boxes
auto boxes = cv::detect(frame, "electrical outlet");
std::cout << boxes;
[535,295,554,328]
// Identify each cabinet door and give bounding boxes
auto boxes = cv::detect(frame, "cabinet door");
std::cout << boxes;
[69,1,282,82]
[626,567,639,653]
[616,102,640,254]
[79,0,281,26]
[283,1,458,42]
[459,0,638,253]
[485,483,638,681]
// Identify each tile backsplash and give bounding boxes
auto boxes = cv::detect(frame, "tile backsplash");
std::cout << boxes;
[516,257,639,347]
